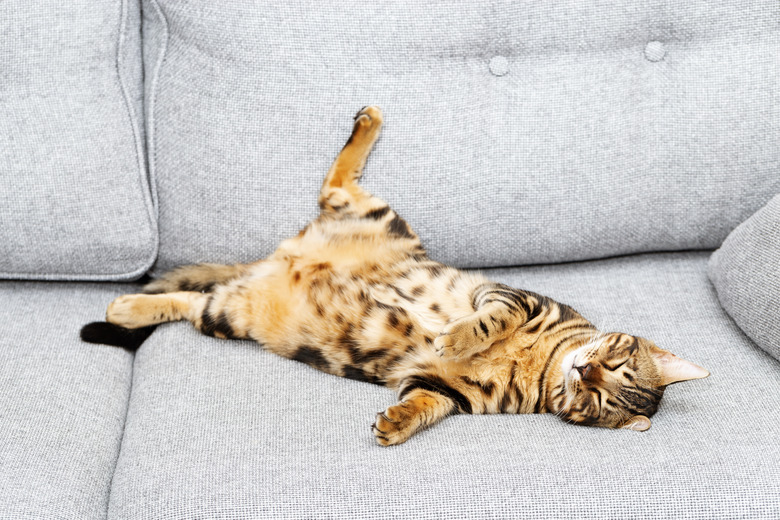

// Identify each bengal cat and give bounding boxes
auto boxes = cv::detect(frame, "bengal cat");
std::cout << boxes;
[81,106,709,446]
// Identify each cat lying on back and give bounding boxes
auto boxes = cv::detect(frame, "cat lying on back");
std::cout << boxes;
[82,106,709,446]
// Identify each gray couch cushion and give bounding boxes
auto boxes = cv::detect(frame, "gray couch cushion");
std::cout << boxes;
[0,282,135,519]
[709,194,780,361]
[143,1,780,272]
[106,252,780,519]
[0,0,156,281]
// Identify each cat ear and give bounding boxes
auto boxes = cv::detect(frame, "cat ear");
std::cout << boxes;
[621,415,651,431]
[650,347,710,386]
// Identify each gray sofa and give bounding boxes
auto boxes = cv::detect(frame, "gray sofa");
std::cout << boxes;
[1,1,779,518]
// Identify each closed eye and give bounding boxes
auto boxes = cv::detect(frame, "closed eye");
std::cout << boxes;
[588,388,604,417]
[603,359,628,371]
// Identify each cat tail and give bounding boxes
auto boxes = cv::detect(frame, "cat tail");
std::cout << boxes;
[80,321,157,352]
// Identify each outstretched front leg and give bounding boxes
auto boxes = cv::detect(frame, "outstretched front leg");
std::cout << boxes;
[373,375,474,446]
[318,106,388,218]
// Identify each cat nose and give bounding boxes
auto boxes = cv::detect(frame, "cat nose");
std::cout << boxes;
[575,363,593,380]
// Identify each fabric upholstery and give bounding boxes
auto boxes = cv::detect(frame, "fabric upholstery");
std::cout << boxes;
[143,0,780,272]
[0,282,136,519]
[0,0,156,281]
[107,253,780,519]
[709,194,780,361]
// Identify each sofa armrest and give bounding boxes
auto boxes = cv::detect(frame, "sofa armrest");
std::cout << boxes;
[709,193,780,361]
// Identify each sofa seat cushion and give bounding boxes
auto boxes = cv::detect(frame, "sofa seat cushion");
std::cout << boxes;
[107,252,780,519]
[0,0,156,281]
[0,282,135,519]
[143,0,779,272]
[709,193,780,361]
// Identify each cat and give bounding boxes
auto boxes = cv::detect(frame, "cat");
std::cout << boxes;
[81,106,710,446]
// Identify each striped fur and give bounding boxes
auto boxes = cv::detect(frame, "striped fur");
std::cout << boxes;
[90,106,709,445]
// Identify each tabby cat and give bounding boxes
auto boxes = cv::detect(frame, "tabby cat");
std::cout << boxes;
[82,106,709,446]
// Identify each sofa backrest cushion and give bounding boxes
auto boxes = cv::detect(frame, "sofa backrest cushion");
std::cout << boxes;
[0,0,156,281]
[709,194,780,362]
[143,1,779,271]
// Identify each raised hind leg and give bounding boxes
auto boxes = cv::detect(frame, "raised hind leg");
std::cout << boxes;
[315,106,424,255]
[318,106,388,218]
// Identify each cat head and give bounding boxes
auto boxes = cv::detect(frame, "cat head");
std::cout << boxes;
[552,332,709,431]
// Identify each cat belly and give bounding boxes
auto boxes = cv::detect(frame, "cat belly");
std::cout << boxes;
[217,259,309,348]
[226,257,441,382]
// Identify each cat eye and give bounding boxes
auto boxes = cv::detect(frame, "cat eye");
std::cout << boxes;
[604,359,628,371]
[589,388,604,416]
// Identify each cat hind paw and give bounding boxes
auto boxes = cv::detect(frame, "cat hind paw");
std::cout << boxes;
[352,105,383,133]
[106,294,159,329]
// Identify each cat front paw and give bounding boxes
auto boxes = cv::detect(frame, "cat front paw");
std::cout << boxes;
[372,403,416,446]
[434,318,486,359]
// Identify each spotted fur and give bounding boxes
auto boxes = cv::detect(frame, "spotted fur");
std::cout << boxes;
[85,106,710,445]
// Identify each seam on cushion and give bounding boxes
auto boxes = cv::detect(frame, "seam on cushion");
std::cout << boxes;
[104,351,137,520]
[0,268,154,282]
[114,0,159,278]
[144,0,170,222]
